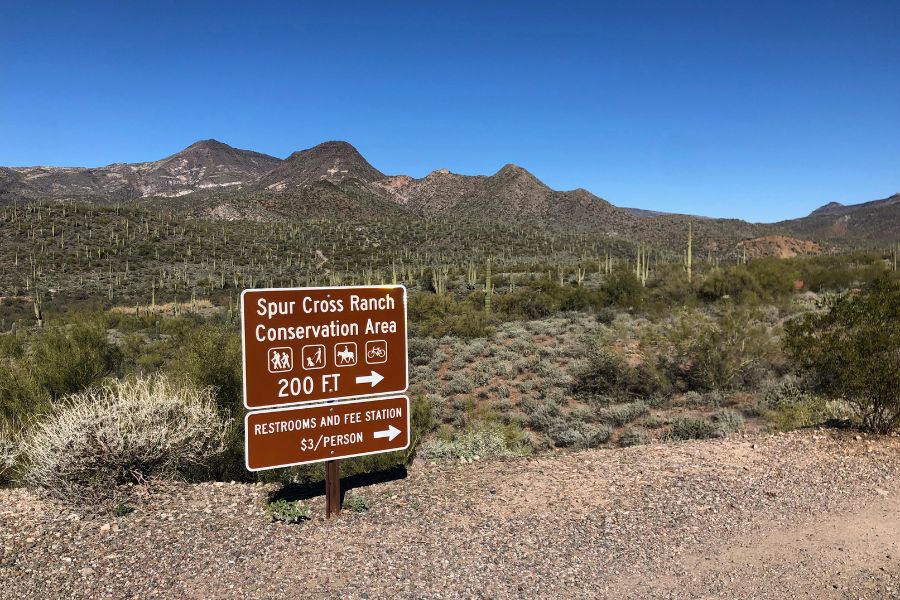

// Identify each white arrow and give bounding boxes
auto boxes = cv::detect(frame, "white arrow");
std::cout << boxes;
[373,425,401,442]
[355,371,384,387]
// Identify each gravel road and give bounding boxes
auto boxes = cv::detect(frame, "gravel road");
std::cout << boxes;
[2,429,899,599]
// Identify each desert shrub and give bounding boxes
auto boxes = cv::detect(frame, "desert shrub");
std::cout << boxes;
[444,373,475,395]
[682,390,703,407]
[580,424,613,448]
[569,406,594,423]
[669,308,779,391]
[494,289,557,320]
[698,266,764,303]
[641,414,669,429]
[409,293,494,338]
[471,370,491,386]
[747,259,800,300]
[597,401,650,426]
[669,415,721,440]
[627,359,671,397]
[266,499,311,523]
[647,266,696,307]
[344,494,369,513]
[619,427,650,447]
[19,375,230,504]
[602,266,644,307]
[548,421,584,447]
[408,337,438,366]
[573,334,670,400]
[584,393,619,409]
[419,426,525,461]
[30,321,122,399]
[595,306,619,325]
[0,360,49,423]
[765,396,831,431]
[645,394,670,409]
[762,379,813,408]
[713,409,745,434]
[572,344,628,396]
[527,400,563,433]
[173,324,244,480]
[785,276,900,432]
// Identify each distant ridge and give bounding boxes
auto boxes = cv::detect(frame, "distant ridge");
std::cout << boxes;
[0,139,897,247]
[0,139,281,202]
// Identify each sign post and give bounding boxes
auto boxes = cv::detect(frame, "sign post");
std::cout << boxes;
[240,285,409,519]
[326,460,340,518]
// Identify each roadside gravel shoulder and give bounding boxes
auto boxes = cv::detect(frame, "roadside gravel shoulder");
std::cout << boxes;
[1,429,898,599]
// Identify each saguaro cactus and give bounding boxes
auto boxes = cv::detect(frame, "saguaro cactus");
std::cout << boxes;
[683,222,693,283]
[484,256,493,313]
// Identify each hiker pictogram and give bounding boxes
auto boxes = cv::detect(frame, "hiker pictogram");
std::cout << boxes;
[267,347,293,373]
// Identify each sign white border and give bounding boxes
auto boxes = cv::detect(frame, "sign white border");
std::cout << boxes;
[244,395,412,471]
[240,284,409,410]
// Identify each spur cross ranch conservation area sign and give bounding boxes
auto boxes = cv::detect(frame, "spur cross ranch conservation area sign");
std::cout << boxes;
[245,395,410,470]
[240,285,408,410]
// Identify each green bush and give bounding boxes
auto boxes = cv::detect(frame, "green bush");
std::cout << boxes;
[580,424,613,448]
[173,324,244,481]
[344,494,369,513]
[597,401,650,426]
[547,420,585,447]
[0,360,49,424]
[408,293,494,338]
[30,321,122,399]
[266,499,311,523]
[669,415,721,440]
[619,427,651,447]
[602,266,644,308]
[572,344,628,396]
[669,308,779,391]
[527,400,563,433]
[418,426,526,461]
[785,276,900,432]
[713,409,745,434]
[698,266,764,303]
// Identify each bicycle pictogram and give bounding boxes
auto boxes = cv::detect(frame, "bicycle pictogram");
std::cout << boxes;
[365,340,387,364]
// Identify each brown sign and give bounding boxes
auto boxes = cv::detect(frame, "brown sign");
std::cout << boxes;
[244,395,410,471]
[240,285,408,410]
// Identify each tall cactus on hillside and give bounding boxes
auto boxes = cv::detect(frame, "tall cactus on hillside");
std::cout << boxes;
[484,256,493,314]
[683,222,693,283]
[466,261,477,289]
[33,288,43,328]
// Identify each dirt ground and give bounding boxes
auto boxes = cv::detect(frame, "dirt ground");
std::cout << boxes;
[2,429,899,599]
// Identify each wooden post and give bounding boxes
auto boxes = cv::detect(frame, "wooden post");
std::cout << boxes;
[325,459,341,518]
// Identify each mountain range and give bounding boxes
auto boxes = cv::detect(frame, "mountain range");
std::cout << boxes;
[1,139,897,249]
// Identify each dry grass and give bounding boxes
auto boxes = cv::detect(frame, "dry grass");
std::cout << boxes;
[0,420,18,481]
[19,374,230,504]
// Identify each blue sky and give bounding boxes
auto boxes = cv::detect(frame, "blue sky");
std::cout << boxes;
[1,1,898,222]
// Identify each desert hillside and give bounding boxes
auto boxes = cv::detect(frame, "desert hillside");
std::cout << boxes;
[736,235,825,258]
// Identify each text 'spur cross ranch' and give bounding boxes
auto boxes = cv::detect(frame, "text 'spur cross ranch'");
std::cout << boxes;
[240,285,408,410]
